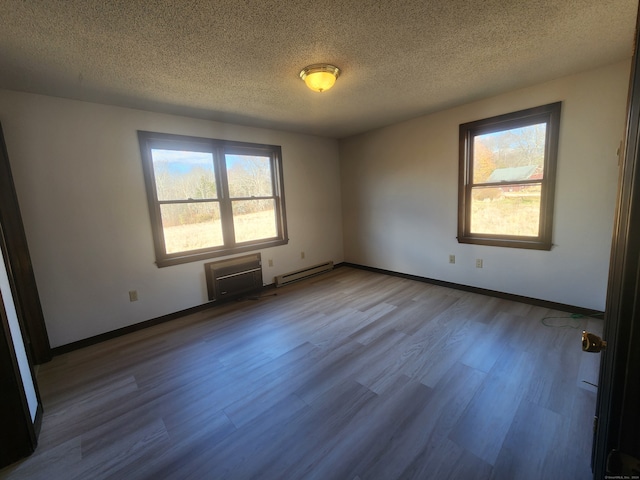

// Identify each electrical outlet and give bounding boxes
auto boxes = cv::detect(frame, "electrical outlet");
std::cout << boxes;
[129,290,138,302]
[268,259,273,267]
[449,255,455,264]
[301,251,305,259]
[476,259,483,268]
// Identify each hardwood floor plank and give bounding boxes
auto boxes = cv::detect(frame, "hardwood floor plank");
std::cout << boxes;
[306,308,378,348]
[525,339,583,417]
[350,328,411,394]
[162,404,236,447]
[227,378,380,480]
[459,312,512,373]
[491,400,568,480]
[413,318,485,388]
[0,437,82,480]
[397,437,493,480]
[79,418,170,480]
[396,294,461,336]
[442,293,504,325]
[286,375,429,480]
[140,393,310,480]
[360,362,486,479]
[34,376,140,450]
[347,303,401,345]
[566,387,600,479]
[449,346,538,465]
[293,336,369,404]
[0,267,600,479]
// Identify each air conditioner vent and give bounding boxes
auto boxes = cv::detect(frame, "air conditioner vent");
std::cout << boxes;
[205,253,262,301]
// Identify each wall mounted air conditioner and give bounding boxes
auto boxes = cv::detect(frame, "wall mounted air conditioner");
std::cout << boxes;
[204,253,262,301]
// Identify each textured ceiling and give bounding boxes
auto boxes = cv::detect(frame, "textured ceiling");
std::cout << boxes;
[0,1,637,138]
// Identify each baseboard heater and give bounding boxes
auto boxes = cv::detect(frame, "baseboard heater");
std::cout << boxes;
[205,253,262,301]
[275,261,334,287]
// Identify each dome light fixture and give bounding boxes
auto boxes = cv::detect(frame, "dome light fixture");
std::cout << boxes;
[299,64,341,93]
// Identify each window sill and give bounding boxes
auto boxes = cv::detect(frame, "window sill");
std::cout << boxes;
[457,235,552,251]
[155,238,289,267]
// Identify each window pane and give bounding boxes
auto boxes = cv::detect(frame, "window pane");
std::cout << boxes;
[473,123,546,184]
[160,203,223,253]
[225,154,273,198]
[470,184,541,236]
[151,149,217,201]
[232,199,277,243]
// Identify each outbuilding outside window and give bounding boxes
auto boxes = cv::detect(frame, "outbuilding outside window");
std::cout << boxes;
[457,102,561,250]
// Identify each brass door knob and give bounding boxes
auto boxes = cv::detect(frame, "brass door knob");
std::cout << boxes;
[582,331,607,353]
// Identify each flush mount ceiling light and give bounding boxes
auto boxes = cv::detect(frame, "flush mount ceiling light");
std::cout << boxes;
[299,64,341,93]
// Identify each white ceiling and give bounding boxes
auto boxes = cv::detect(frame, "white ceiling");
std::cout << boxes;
[0,1,637,138]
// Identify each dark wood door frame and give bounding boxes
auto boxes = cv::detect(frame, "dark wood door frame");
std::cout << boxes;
[593,7,640,476]
[0,122,51,364]
[0,286,38,467]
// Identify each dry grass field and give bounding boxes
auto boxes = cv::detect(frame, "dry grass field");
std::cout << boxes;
[164,210,276,253]
[471,194,540,236]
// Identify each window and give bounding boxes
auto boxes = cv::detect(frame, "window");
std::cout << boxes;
[138,131,288,267]
[458,102,561,250]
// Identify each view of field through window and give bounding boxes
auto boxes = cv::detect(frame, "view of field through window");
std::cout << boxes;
[470,123,546,236]
[151,149,277,253]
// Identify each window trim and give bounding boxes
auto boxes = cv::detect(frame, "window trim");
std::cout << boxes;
[457,102,561,250]
[138,131,288,267]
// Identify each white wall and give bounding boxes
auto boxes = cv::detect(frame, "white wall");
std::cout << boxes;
[0,245,38,420]
[339,61,630,311]
[0,60,629,348]
[0,91,344,347]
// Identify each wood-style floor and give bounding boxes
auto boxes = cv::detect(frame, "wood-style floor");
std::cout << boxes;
[0,267,602,480]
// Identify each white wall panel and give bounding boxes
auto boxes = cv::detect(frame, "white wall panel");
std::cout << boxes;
[0,93,344,347]
[340,61,630,311]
